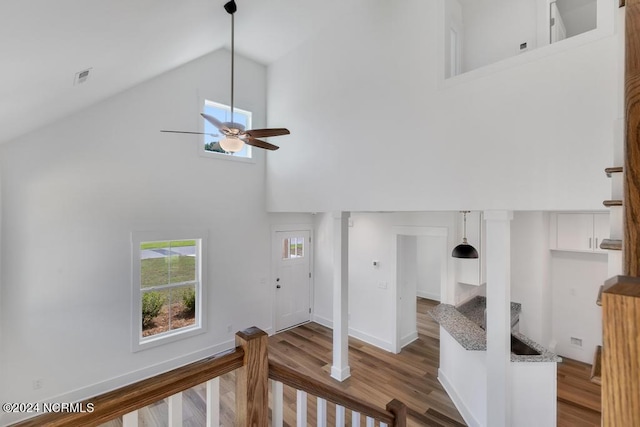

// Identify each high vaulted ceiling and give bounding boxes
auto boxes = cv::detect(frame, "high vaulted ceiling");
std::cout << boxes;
[0,0,342,144]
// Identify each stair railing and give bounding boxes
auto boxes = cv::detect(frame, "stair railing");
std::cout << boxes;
[8,327,406,427]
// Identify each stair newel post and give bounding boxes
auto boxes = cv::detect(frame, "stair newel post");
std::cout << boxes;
[235,327,269,427]
[386,399,407,427]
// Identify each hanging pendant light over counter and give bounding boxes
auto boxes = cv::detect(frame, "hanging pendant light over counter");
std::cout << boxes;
[452,211,479,259]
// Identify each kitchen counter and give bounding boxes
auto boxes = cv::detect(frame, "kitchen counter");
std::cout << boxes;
[429,297,560,362]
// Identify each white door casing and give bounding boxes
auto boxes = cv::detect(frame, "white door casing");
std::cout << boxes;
[391,226,449,353]
[274,230,312,331]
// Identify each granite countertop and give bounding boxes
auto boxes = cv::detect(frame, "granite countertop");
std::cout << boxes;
[429,297,561,363]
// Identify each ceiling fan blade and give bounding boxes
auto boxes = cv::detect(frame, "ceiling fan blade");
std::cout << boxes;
[244,128,290,138]
[201,113,230,132]
[244,136,279,151]
[161,130,219,137]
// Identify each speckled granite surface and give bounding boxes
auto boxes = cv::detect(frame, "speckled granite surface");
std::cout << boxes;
[429,297,561,363]
[456,296,521,328]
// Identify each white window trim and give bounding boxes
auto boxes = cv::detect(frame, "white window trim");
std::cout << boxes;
[131,229,208,352]
[198,100,255,164]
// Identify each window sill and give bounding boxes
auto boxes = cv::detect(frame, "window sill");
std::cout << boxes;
[132,324,206,353]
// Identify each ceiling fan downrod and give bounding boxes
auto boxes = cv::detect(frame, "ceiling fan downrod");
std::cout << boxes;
[225,0,237,126]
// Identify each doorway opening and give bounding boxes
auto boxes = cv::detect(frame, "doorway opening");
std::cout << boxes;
[392,226,449,353]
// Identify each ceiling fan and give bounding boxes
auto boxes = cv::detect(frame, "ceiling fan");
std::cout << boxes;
[161,0,290,152]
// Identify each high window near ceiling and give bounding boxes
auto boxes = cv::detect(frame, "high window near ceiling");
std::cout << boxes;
[201,100,253,161]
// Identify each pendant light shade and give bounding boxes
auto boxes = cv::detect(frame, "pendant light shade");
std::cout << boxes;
[452,211,479,259]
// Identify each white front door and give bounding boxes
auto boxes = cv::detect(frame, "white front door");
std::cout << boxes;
[274,230,311,331]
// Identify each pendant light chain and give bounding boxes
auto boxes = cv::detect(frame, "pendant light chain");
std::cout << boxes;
[463,211,467,243]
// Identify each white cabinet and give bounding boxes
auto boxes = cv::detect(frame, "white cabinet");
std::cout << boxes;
[455,211,486,286]
[551,212,609,253]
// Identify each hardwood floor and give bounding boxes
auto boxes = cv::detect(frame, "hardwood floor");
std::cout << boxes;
[98,297,601,426]
[557,358,602,426]
[267,301,466,426]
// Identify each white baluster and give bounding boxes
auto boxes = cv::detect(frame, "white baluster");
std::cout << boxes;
[336,405,345,426]
[122,410,138,427]
[206,377,220,427]
[351,411,361,426]
[272,380,284,427]
[317,397,327,427]
[168,392,183,427]
[297,390,308,427]
[366,416,375,427]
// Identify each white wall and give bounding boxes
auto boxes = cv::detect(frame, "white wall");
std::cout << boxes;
[313,212,456,351]
[0,48,312,424]
[312,212,334,326]
[462,0,539,71]
[266,0,616,213]
[510,212,552,346]
[397,235,418,346]
[550,251,607,363]
[559,0,597,37]
[417,235,443,300]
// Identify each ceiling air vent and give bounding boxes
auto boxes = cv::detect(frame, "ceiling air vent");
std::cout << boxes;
[73,68,92,86]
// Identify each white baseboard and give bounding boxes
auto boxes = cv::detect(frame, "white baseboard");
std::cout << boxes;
[438,368,482,427]
[312,314,333,329]
[417,290,440,301]
[310,315,394,353]
[348,327,394,352]
[400,331,418,348]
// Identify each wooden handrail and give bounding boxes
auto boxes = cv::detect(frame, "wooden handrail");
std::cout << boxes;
[268,360,401,425]
[10,347,245,427]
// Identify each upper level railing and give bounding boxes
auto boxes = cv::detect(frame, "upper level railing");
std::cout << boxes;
[9,326,406,427]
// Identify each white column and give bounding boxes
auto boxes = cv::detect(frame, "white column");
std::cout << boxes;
[484,210,513,427]
[331,211,351,381]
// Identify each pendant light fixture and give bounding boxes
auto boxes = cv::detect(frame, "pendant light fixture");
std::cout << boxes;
[452,211,479,259]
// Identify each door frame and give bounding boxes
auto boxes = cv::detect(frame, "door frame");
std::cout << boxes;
[271,224,314,334]
[391,226,449,353]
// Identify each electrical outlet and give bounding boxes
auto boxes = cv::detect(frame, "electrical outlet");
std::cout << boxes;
[32,379,43,390]
[227,324,233,333]
[570,337,583,347]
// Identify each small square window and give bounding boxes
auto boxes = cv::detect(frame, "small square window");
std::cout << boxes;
[201,100,253,161]
[282,236,305,260]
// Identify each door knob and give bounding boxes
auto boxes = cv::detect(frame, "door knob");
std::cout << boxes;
[276,284,281,289]
[276,278,280,281]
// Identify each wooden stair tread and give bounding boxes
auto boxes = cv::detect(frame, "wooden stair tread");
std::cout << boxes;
[605,166,623,177]
[591,346,602,386]
[600,239,622,250]
[603,200,623,207]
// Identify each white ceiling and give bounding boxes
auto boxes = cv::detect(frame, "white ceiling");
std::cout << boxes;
[0,0,341,144]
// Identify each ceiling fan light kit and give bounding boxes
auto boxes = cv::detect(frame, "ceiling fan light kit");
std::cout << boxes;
[161,0,290,152]
[220,136,244,152]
